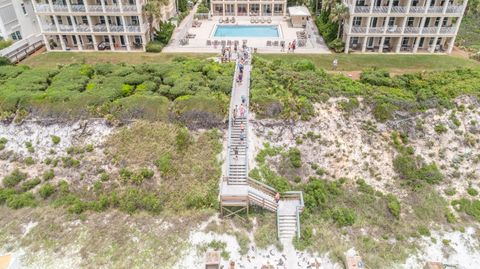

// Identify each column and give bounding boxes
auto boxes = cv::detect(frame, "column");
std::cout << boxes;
[108,35,114,51]
[362,36,368,52]
[413,34,421,52]
[365,17,372,34]
[121,16,128,32]
[379,36,385,53]
[442,0,449,13]
[118,0,124,12]
[141,34,147,51]
[59,35,67,50]
[344,36,351,53]
[369,0,374,13]
[125,35,131,51]
[100,0,106,12]
[396,37,402,52]
[223,4,225,16]
[424,0,431,13]
[436,16,444,34]
[42,35,50,51]
[387,0,393,13]
[447,36,455,53]
[430,36,438,52]
[92,35,99,51]
[76,35,83,50]
[419,16,426,34]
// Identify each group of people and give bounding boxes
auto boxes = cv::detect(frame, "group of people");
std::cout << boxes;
[236,49,249,83]
[232,99,247,160]
[280,40,297,53]
[221,46,232,63]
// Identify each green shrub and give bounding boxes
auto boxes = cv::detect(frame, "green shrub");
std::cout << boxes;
[328,38,345,53]
[386,194,401,219]
[20,178,41,192]
[451,198,480,221]
[24,156,35,165]
[331,207,356,226]
[39,183,55,199]
[6,192,37,209]
[434,124,448,134]
[100,172,109,182]
[444,187,456,196]
[155,152,173,175]
[293,60,315,71]
[393,153,443,189]
[62,157,80,168]
[51,135,61,145]
[85,144,94,152]
[3,169,28,187]
[176,127,191,151]
[146,41,164,53]
[0,188,16,204]
[417,226,431,237]
[288,148,302,168]
[467,187,478,196]
[42,169,55,181]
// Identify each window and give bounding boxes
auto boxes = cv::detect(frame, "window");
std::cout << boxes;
[384,37,391,45]
[424,17,430,27]
[57,16,63,24]
[434,17,440,27]
[356,0,366,6]
[87,35,93,43]
[412,0,419,5]
[134,36,142,44]
[402,37,409,46]
[442,17,448,26]
[353,17,362,26]
[21,3,27,15]
[419,37,425,47]
[407,17,415,27]
[82,16,88,24]
[131,16,139,25]
[371,17,377,27]
[388,17,395,26]
[10,31,22,41]
[352,37,359,44]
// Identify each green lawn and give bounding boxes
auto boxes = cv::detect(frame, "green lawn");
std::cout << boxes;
[22,51,478,72]
[22,52,216,68]
[258,54,479,72]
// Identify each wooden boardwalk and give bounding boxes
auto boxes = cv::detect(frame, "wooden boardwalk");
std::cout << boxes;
[219,50,304,243]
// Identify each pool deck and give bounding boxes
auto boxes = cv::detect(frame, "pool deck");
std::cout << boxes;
[163,16,331,54]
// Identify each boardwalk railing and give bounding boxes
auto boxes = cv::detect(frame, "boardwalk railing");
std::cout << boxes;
[225,57,240,184]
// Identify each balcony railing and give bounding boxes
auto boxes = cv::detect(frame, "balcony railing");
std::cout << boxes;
[52,4,69,12]
[390,6,407,13]
[93,24,108,32]
[42,24,57,32]
[70,5,86,12]
[104,5,122,12]
[427,6,444,13]
[109,25,125,32]
[446,5,464,13]
[354,6,370,13]
[349,26,457,35]
[36,4,51,12]
[58,24,75,32]
[122,5,138,12]
[408,6,426,13]
[422,27,437,34]
[88,5,104,12]
[371,6,388,13]
[439,27,456,34]
[369,27,385,33]
[351,26,367,33]
[126,25,141,32]
[76,25,91,32]
[404,27,421,33]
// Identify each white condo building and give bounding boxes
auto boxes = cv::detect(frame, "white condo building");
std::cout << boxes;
[210,0,287,16]
[0,0,39,42]
[342,0,467,53]
[31,0,176,52]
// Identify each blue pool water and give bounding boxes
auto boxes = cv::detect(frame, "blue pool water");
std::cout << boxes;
[214,25,279,38]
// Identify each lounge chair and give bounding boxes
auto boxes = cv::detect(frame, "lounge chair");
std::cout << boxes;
[273,40,279,46]
[242,40,247,46]
[250,17,255,23]
[213,40,219,48]
[231,17,235,23]
[254,18,259,23]
[267,17,272,23]
[206,40,212,46]
[219,18,223,23]
[221,40,226,47]
[225,17,229,23]
[260,17,265,23]
[227,40,232,46]
[234,40,239,46]
[266,40,272,46]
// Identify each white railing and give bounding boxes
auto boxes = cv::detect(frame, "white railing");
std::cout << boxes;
[404,27,421,33]
[446,5,464,13]
[76,25,91,32]
[42,24,57,32]
[439,27,456,34]
[391,6,407,13]
[409,6,426,13]
[126,25,141,32]
[369,27,385,33]
[351,26,367,33]
[35,4,51,12]
[225,58,239,183]
[354,6,370,13]
[428,6,444,13]
[92,24,108,32]
[122,5,138,12]
[52,4,68,12]
[422,27,437,34]
[104,5,121,12]
[386,26,402,33]
[110,25,125,32]
[371,6,388,13]
[58,24,74,32]
[88,5,104,12]
[70,5,86,12]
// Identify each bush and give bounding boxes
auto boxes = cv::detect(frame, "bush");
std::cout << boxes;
[51,135,61,145]
[467,187,478,196]
[154,22,175,45]
[0,56,11,66]
[100,172,109,182]
[3,169,28,188]
[118,188,162,214]
[6,192,37,209]
[155,152,173,175]
[393,153,443,189]
[331,207,356,226]
[293,60,315,72]
[0,39,13,50]
[20,178,41,192]
[434,124,448,134]
[386,194,401,219]
[418,226,431,236]
[39,183,55,199]
[42,169,55,181]
[24,156,35,165]
[288,148,302,168]
[146,41,164,53]
[328,38,345,53]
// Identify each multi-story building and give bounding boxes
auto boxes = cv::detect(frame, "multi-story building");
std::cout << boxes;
[342,0,467,53]
[0,0,40,42]
[31,0,175,52]
[210,0,287,16]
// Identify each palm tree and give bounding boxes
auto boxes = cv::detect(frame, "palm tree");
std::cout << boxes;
[143,0,169,40]
[322,0,338,13]
[329,3,349,38]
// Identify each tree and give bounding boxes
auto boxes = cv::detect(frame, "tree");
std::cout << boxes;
[143,0,169,40]
[329,3,349,38]
[322,0,338,13]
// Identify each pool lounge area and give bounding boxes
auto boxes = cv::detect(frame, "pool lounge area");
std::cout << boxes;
[163,16,330,54]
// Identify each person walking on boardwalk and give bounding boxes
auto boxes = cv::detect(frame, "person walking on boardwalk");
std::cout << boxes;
[287,42,291,53]
[241,95,246,105]
[239,104,245,118]
[281,41,285,52]
[275,192,280,203]
[239,132,245,144]
[233,146,238,160]
[240,123,245,133]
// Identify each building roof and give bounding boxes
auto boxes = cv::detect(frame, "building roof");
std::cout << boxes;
[288,6,311,17]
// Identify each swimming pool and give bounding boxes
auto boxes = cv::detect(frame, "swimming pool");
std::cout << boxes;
[213,25,280,38]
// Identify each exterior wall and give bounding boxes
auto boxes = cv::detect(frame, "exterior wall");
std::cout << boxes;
[342,0,467,54]
[32,0,149,52]
[210,1,287,16]
[0,0,39,41]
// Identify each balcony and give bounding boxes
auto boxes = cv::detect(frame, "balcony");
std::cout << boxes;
[422,27,437,34]
[76,25,91,32]
[390,6,407,13]
[371,6,388,13]
[109,25,125,32]
[52,4,69,12]
[348,26,457,35]
[42,24,57,32]
[35,4,51,12]
[122,5,138,12]
[404,27,421,33]
[58,24,75,32]
[70,5,86,12]
[350,4,464,15]
[351,26,367,33]
[93,24,108,32]
[104,5,122,12]
[446,5,464,13]
[439,27,456,34]
[126,25,142,32]
[88,5,104,12]
[407,6,426,13]
[427,6,444,13]
[354,6,370,13]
